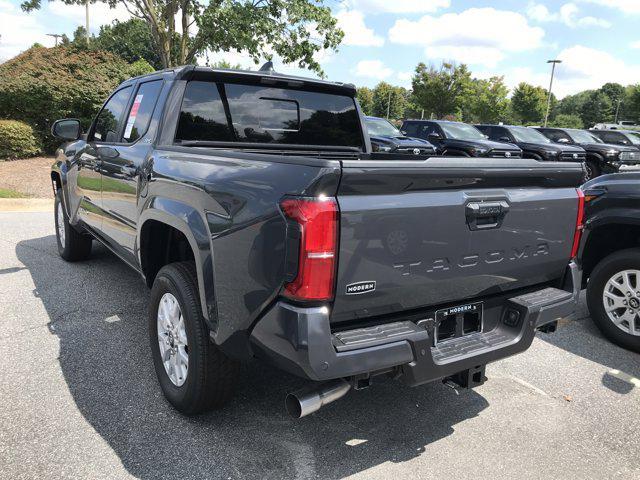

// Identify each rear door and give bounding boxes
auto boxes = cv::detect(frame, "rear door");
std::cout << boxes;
[99,79,163,262]
[330,157,582,324]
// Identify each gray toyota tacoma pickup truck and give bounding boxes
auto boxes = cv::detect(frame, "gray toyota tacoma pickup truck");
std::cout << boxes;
[50,65,583,418]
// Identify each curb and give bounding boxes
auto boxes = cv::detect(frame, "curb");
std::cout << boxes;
[0,198,53,212]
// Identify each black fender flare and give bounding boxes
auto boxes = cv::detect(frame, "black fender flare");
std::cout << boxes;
[138,197,216,325]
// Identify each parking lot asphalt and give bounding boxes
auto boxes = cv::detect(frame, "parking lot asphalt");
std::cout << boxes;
[1,211,639,480]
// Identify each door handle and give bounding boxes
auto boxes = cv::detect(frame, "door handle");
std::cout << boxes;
[465,201,509,230]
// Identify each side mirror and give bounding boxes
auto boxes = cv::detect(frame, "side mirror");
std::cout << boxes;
[498,136,511,142]
[427,132,441,140]
[51,119,81,141]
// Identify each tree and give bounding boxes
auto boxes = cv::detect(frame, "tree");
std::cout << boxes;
[627,85,640,123]
[0,45,153,151]
[511,82,548,124]
[581,91,613,128]
[371,82,408,119]
[22,0,344,74]
[411,62,473,119]
[93,19,167,70]
[549,114,583,129]
[356,87,374,116]
[465,76,510,124]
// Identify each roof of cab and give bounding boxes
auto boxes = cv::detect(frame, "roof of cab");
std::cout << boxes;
[119,63,356,96]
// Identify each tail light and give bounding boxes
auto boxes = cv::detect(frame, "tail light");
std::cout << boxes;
[570,188,585,258]
[280,196,338,301]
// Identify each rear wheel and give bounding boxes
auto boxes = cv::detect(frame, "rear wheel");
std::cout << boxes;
[149,262,239,414]
[54,189,92,261]
[586,249,640,353]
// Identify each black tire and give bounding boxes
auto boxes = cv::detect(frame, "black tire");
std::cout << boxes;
[54,189,92,261]
[586,249,640,353]
[584,160,600,182]
[149,261,239,415]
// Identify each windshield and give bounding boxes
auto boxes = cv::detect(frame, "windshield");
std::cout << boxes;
[624,132,640,145]
[567,129,602,144]
[366,118,401,137]
[508,126,550,143]
[440,123,486,141]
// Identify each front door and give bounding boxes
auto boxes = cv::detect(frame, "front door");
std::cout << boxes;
[78,86,133,232]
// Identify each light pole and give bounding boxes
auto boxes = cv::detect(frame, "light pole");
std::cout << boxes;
[614,97,622,124]
[85,0,90,44]
[544,59,562,127]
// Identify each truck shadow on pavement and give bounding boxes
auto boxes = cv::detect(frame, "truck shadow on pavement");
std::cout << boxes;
[538,295,639,395]
[17,235,488,480]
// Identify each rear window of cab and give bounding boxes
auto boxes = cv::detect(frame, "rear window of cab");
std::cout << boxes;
[175,81,364,149]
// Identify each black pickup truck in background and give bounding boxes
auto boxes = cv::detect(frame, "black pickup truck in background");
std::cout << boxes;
[50,65,582,418]
[536,127,640,180]
[364,116,436,156]
[401,119,522,158]
[579,173,640,352]
[589,129,640,151]
[476,124,587,165]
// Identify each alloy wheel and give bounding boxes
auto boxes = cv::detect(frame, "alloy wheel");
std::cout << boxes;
[157,292,189,386]
[602,269,640,336]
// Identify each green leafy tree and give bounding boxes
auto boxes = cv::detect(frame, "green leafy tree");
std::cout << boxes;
[627,84,640,123]
[371,82,408,119]
[22,0,344,73]
[356,87,374,116]
[0,45,153,151]
[549,114,583,129]
[580,91,613,128]
[465,76,510,123]
[93,19,168,70]
[411,62,473,119]
[511,82,548,124]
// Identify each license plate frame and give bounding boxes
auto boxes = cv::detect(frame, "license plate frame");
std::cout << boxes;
[434,301,484,345]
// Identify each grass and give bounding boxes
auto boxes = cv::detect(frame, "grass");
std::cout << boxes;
[0,188,26,198]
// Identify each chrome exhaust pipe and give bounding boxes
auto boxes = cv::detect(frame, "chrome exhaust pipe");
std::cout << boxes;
[285,379,351,418]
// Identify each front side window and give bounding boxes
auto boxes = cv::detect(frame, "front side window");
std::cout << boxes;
[175,80,363,148]
[93,87,132,142]
[122,80,163,142]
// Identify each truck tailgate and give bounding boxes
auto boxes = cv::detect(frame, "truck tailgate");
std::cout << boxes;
[331,158,583,324]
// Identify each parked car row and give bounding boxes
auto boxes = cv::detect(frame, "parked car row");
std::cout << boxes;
[364,116,640,181]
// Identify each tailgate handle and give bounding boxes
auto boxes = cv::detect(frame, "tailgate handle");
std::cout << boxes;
[466,201,509,230]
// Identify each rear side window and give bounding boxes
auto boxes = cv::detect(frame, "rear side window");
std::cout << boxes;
[175,81,363,148]
[123,80,163,142]
[402,122,418,136]
[93,87,132,142]
[543,129,571,142]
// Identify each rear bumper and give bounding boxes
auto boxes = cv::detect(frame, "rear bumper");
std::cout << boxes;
[250,262,581,385]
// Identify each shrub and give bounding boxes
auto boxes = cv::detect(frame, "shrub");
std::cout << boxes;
[0,45,154,152]
[0,120,40,159]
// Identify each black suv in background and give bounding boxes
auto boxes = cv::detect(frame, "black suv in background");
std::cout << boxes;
[536,127,640,180]
[364,116,436,156]
[590,129,640,151]
[402,120,522,158]
[476,124,586,164]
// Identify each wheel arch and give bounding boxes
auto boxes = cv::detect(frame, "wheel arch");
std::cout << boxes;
[138,198,216,326]
[581,220,640,286]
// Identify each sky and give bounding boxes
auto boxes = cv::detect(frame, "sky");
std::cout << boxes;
[1,0,640,98]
